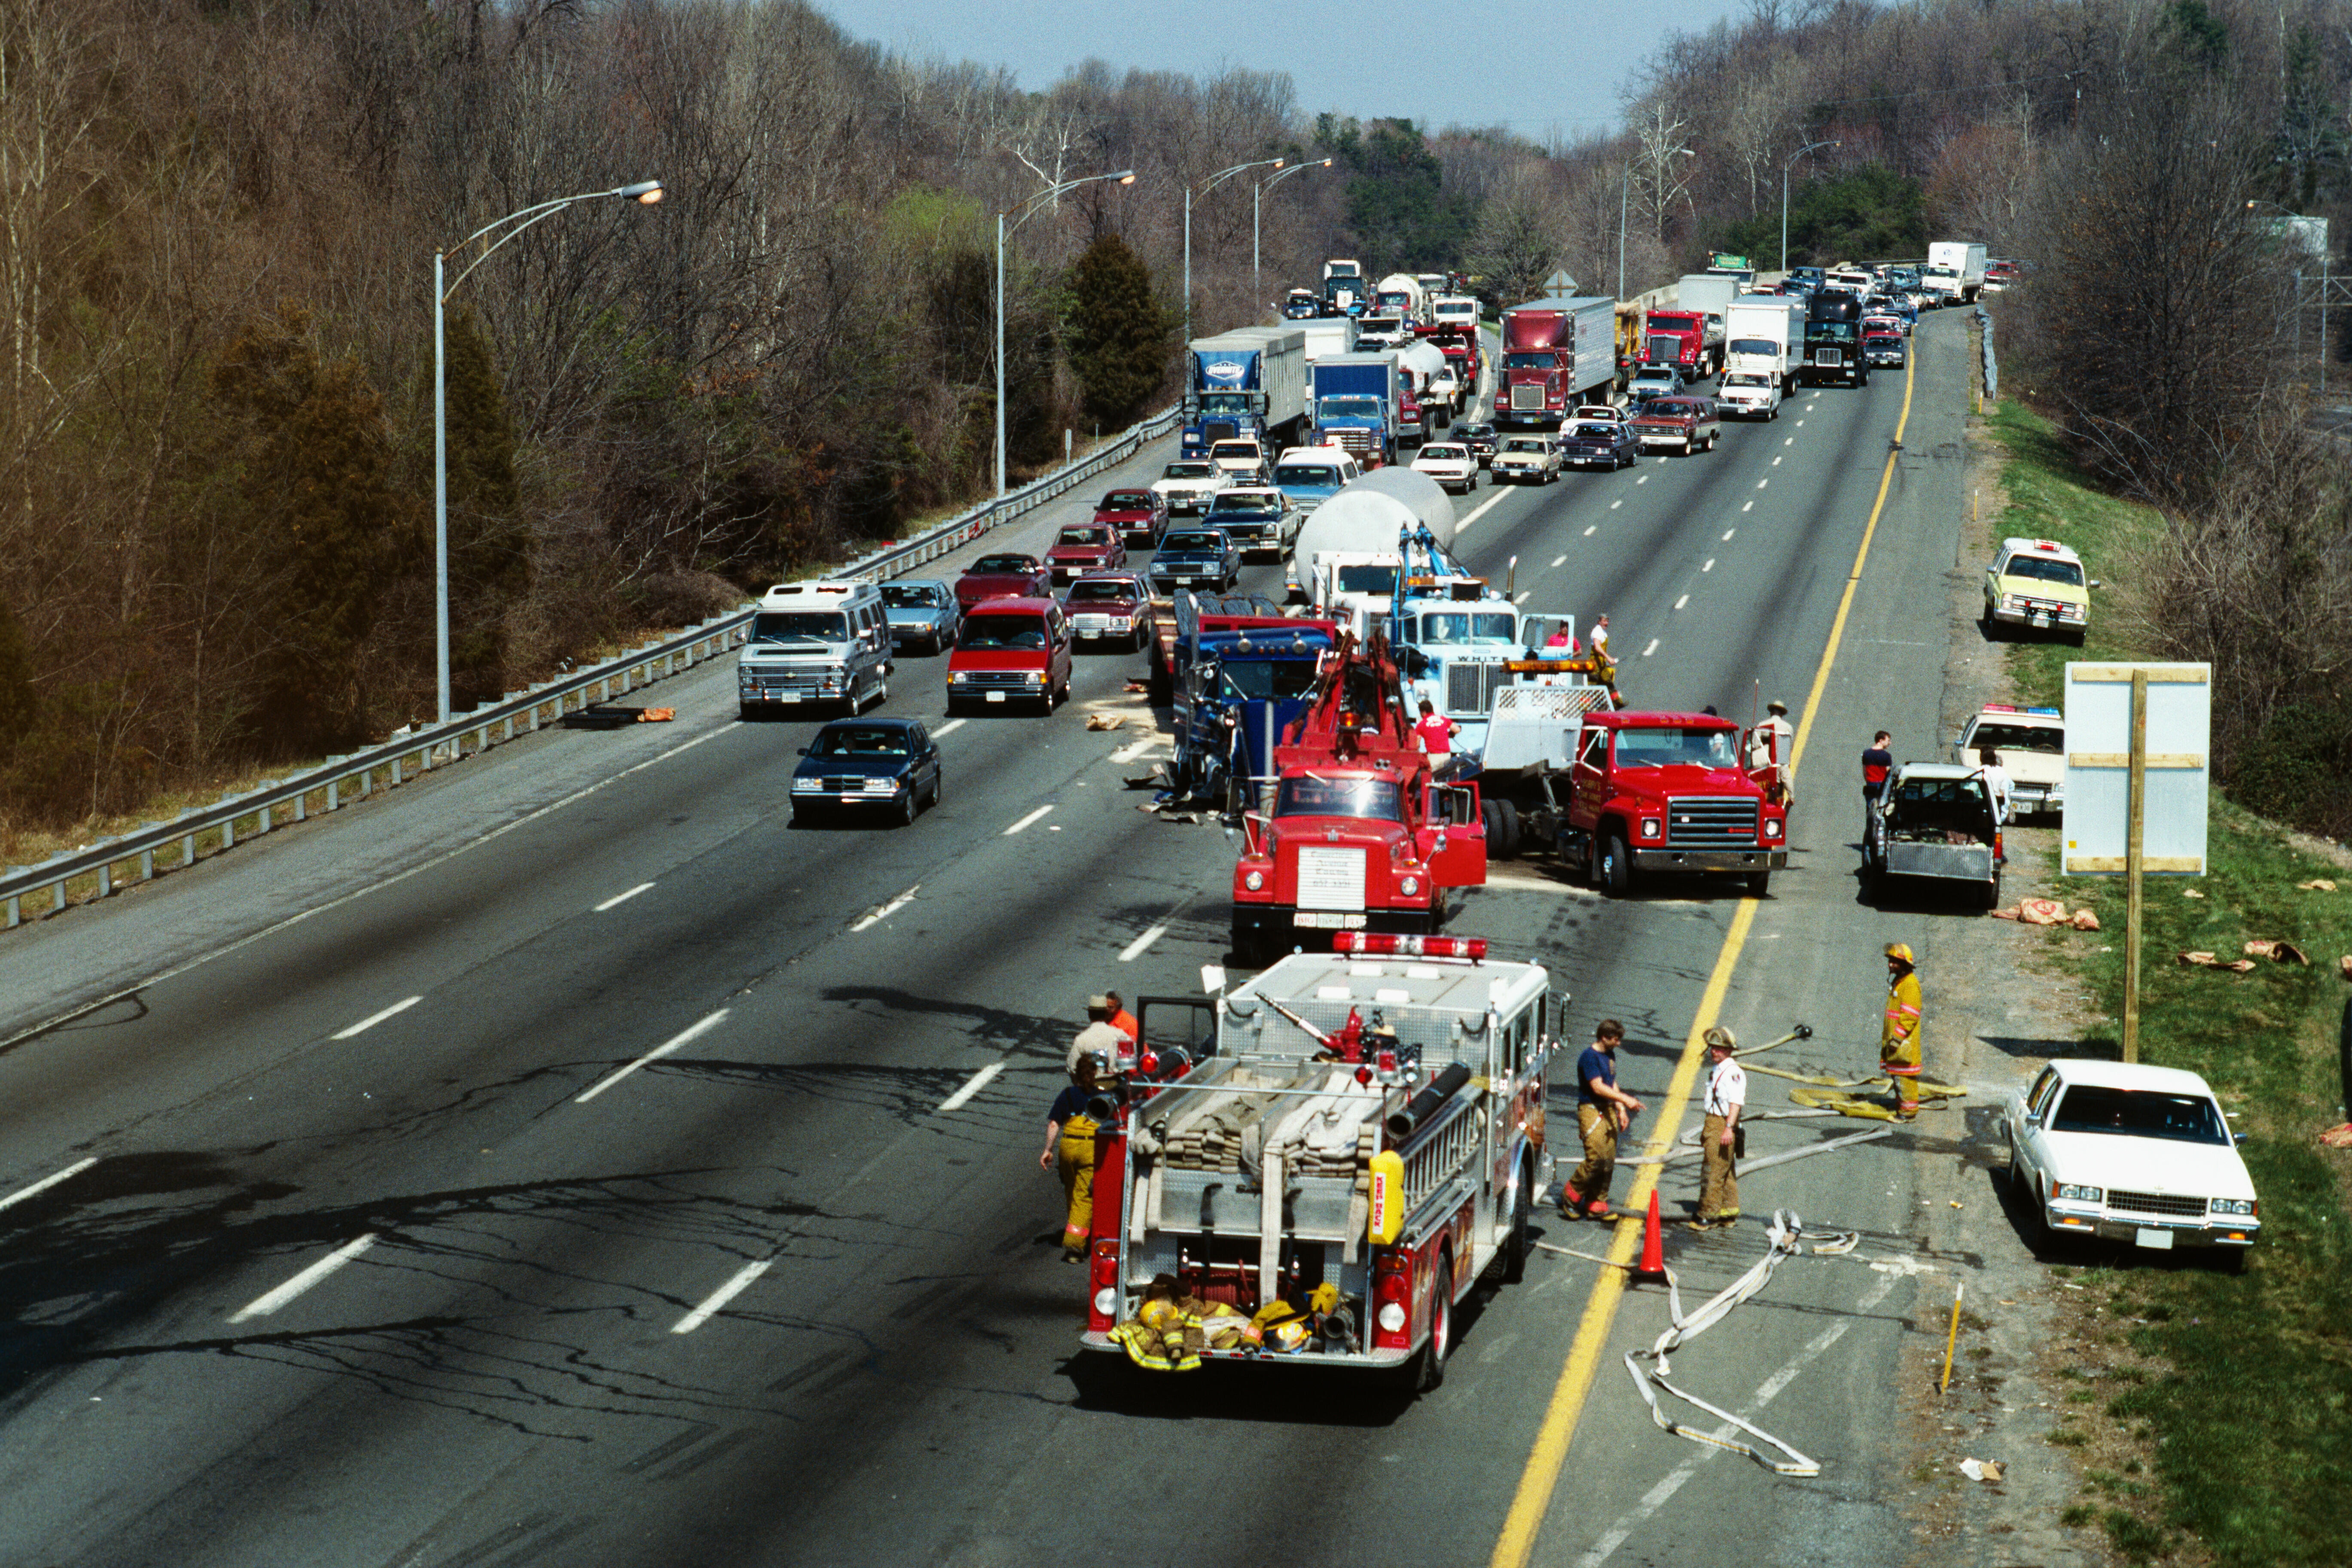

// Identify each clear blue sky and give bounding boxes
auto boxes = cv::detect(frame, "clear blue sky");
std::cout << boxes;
[831,2,1748,143]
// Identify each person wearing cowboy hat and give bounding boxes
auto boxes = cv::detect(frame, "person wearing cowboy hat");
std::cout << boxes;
[1691,1026,1746,1230]
[1746,698,1794,773]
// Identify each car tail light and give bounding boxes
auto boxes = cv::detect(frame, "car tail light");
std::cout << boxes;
[1087,1239,1122,1331]
[1334,933,1487,959]
[1373,1250,1414,1347]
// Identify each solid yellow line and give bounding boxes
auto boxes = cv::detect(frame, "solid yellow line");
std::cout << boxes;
[1489,346,1919,1568]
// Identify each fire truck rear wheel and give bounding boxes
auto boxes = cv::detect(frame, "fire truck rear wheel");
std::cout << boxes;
[1411,1254,1452,1394]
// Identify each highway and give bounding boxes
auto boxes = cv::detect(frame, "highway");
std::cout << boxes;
[0,313,1975,1567]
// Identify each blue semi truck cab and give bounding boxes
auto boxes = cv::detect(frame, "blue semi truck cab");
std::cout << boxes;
[1308,353,1401,467]
[1165,596,1341,811]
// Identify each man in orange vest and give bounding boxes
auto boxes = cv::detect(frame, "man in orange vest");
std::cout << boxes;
[1881,941,1923,1121]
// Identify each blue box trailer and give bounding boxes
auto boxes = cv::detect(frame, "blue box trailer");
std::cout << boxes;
[1182,328,1309,456]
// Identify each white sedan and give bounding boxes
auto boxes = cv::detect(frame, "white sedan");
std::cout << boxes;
[1410,442,1479,494]
[1490,434,1561,484]
[2000,1059,2259,1266]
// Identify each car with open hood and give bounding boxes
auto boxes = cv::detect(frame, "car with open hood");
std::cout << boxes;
[790,716,941,827]
[1045,521,1127,585]
[954,551,1052,610]
[2000,1059,2259,1264]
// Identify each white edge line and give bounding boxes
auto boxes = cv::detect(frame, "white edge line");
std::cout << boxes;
[575,1008,731,1104]
[5,722,744,1052]
[670,1259,774,1334]
[229,1233,379,1323]
[594,882,656,913]
[0,1157,98,1213]
[1118,923,1169,962]
[851,886,921,933]
[1003,805,1054,836]
[331,995,422,1040]
[932,718,967,737]
[937,1060,1005,1114]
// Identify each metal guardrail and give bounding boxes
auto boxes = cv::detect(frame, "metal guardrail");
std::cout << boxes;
[2,403,1183,929]
[1977,307,1998,401]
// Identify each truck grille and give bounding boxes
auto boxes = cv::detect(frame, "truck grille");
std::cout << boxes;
[1071,614,1114,632]
[1331,429,1372,453]
[1510,384,1545,411]
[1666,795,1759,849]
[743,670,833,698]
[1204,421,1239,444]
[1294,846,1367,911]
[2108,1190,2207,1220]
[1445,661,1508,717]
[1812,347,1843,366]
[959,671,1031,691]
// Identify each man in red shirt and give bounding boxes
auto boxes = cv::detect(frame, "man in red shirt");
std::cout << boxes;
[1861,730,1893,849]
[1414,697,1458,777]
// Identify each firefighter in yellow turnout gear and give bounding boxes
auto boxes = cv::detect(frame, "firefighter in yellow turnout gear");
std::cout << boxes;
[1041,1057,1105,1262]
[1879,942,1923,1120]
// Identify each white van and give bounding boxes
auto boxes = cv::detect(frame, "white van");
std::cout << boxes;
[737,580,892,718]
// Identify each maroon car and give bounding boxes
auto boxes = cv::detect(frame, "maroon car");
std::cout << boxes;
[1045,523,1128,585]
[1093,487,1169,548]
[1062,570,1158,653]
[955,551,1053,610]
[1630,395,1721,456]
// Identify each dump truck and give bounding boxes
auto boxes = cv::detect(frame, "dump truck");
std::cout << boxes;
[1076,934,1559,1394]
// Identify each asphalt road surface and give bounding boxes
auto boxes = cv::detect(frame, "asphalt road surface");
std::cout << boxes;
[0,315,1977,1568]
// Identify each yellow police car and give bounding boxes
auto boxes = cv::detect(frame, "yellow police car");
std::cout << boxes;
[1982,537,2095,644]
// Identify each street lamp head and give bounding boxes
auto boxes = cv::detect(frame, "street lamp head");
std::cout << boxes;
[1321,158,1334,167]
[1116,171,1138,186]
[621,180,664,204]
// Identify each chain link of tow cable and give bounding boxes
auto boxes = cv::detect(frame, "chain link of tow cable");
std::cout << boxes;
[1622,1209,1858,1477]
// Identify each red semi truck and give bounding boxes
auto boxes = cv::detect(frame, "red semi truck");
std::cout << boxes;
[1229,633,1486,962]
[1643,308,1725,382]
[1498,297,1615,430]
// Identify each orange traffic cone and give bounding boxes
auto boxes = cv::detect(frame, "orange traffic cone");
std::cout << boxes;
[1632,1190,1668,1281]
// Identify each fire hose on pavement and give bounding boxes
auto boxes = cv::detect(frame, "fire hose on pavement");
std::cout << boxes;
[1622,1209,1856,1477]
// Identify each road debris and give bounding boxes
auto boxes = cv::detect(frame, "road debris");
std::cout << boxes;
[1957,1458,2006,1483]
[2319,1123,2352,1149]
[2178,950,2258,974]
[2297,878,2337,892]
[1086,713,1126,731]
[2242,939,2309,965]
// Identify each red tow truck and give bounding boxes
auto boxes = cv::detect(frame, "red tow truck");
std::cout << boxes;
[1643,307,1724,382]
[1079,933,1558,1394]
[1487,706,1787,897]
[1229,633,1486,962]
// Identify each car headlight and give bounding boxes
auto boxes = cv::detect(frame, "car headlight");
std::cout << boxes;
[791,778,821,794]
[2056,1182,2103,1204]
[1109,616,1132,630]
[1398,875,1420,896]
[1243,870,1265,892]
[863,777,896,794]
[949,670,970,684]
[1028,670,1048,684]
[1639,818,1662,840]
[2209,1197,2257,1216]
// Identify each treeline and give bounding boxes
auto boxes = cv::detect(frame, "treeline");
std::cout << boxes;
[3,0,2347,842]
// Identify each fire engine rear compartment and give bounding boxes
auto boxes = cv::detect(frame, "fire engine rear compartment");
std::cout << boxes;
[1086,953,1553,1369]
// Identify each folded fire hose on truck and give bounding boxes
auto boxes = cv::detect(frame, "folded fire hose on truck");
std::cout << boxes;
[1621,1209,1856,1477]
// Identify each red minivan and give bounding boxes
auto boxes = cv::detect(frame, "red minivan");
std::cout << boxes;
[945,597,1073,714]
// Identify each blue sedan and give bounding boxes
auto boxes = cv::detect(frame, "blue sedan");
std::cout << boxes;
[790,718,942,827]
[881,580,960,655]
[1557,420,1638,471]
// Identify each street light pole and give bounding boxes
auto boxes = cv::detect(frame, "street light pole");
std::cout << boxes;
[1184,157,1285,346]
[434,179,662,725]
[1780,140,1839,274]
[1255,158,1332,306]
[995,167,1137,497]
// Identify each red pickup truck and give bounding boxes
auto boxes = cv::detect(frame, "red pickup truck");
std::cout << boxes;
[1630,395,1721,456]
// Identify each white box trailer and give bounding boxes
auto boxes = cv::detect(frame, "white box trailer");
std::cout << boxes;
[1724,297,1808,391]
[1924,241,1987,305]
[1675,273,1742,324]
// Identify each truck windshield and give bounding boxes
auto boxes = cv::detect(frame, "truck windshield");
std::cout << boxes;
[1318,397,1383,419]
[1727,338,1776,357]
[1502,353,1556,371]
[1276,775,1405,822]
[1612,728,1740,767]
[1807,323,1859,343]
[2050,1085,2229,1144]
[753,612,847,644]
[1970,722,2063,753]
[1415,612,1517,643]
[1213,495,1280,515]
[2002,556,2085,587]
[1335,564,1400,594]
[1198,393,1253,414]
[1274,464,1340,486]
[959,616,1049,651]
[1218,660,1322,700]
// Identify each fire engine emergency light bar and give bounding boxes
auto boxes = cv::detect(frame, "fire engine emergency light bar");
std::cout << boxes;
[1332,933,1487,960]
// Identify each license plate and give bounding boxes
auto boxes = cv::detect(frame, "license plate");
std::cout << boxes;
[2032,613,2051,627]
[1293,912,1368,930]
[985,691,1007,703]
[2134,1227,2175,1250]
[1078,630,1103,639]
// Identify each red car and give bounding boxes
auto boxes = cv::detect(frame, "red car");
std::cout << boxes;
[955,551,1052,610]
[1062,570,1158,653]
[946,597,1074,713]
[1092,487,1169,548]
[1045,522,1128,585]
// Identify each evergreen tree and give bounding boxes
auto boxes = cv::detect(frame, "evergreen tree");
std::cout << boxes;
[208,304,406,752]
[1066,234,1170,429]
[443,308,529,701]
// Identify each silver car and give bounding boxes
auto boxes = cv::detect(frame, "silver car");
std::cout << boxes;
[880,580,960,656]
